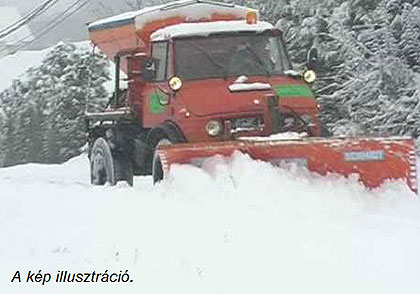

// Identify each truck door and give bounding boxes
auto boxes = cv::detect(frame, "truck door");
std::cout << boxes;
[126,55,143,117]
[143,41,173,126]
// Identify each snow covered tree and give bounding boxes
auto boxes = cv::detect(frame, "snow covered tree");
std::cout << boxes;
[39,43,109,162]
[0,42,109,167]
[398,5,420,72]
[316,1,420,138]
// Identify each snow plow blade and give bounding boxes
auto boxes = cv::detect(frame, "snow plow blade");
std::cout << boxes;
[156,136,418,194]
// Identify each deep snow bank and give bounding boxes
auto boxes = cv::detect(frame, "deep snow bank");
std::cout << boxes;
[0,153,419,294]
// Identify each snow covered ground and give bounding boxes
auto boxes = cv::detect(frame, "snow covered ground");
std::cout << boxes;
[1,153,420,294]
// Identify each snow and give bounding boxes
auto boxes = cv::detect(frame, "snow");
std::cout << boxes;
[228,81,272,92]
[88,10,142,29]
[151,21,273,41]
[239,132,308,141]
[89,0,256,32]
[88,1,173,29]
[1,152,420,293]
[284,69,302,77]
[134,1,253,31]
[234,75,248,83]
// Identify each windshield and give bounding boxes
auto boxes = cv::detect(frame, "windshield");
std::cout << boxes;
[174,32,292,81]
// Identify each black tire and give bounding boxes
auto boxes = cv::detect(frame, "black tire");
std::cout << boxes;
[148,125,184,183]
[152,152,164,184]
[114,152,134,186]
[90,137,133,186]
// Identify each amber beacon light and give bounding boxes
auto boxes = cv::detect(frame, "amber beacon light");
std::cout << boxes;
[246,11,258,24]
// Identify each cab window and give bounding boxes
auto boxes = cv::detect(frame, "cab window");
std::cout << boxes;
[151,42,168,81]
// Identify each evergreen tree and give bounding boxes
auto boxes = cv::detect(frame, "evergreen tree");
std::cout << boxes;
[398,5,420,72]
[0,42,109,166]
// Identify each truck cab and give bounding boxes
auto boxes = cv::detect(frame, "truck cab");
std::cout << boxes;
[123,20,320,142]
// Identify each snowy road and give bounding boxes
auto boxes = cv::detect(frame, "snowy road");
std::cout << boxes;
[1,153,420,293]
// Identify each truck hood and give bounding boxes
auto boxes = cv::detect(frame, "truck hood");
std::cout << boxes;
[177,76,317,117]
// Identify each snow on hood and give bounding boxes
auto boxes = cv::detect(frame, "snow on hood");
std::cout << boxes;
[228,82,272,92]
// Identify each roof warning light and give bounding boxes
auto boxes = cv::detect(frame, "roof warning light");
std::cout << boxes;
[246,11,257,24]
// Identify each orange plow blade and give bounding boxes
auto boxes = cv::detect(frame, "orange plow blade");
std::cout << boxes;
[156,136,418,194]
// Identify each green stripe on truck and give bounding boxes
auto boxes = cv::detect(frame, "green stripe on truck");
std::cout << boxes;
[274,84,315,98]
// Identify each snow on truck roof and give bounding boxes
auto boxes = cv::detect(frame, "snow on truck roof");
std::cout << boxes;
[151,20,273,41]
[88,0,257,32]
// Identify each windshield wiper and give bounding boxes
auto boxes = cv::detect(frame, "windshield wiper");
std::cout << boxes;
[243,44,272,75]
[223,44,272,78]
[189,41,225,72]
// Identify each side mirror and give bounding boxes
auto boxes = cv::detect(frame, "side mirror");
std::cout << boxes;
[140,57,156,82]
[306,48,318,70]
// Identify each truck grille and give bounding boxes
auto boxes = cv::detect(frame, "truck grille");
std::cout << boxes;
[228,116,264,133]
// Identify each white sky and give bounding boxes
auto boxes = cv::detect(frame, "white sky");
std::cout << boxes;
[0,6,34,44]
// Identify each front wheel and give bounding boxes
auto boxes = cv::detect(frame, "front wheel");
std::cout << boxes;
[152,138,171,184]
[90,137,133,186]
[148,125,184,183]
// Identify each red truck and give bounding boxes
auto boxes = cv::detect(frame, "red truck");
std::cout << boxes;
[86,0,417,193]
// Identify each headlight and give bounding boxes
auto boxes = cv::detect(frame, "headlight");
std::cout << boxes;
[206,120,222,137]
[169,76,183,91]
[303,70,316,83]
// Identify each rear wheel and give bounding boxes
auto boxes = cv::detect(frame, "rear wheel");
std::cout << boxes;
[90,137,133,186]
